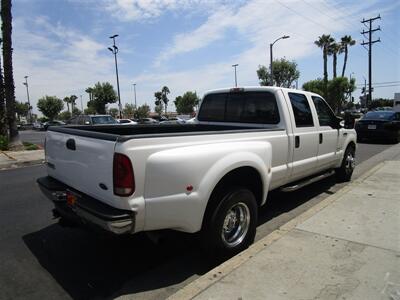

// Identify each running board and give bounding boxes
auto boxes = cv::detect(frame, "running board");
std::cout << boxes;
[280,170,335,192]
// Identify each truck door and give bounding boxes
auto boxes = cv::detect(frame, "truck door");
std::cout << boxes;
[311,95,340,170]
[286,92,319,180]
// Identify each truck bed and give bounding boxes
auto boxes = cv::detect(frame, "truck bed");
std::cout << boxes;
[49,124,283,141]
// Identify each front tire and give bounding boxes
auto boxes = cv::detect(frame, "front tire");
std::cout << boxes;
[200,187,258,258]
[335,145,356,182]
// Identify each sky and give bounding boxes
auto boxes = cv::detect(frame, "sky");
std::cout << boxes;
[11,0,400,115]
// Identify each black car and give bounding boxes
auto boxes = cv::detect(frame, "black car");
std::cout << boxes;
[355,111,400,143]
[43,120,66,131]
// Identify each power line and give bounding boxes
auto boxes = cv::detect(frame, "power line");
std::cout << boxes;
[356,81,400,86]
[361,15,381,107]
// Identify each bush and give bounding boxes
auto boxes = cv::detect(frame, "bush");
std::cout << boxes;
[22,142,39,151]
[0,135,9,151]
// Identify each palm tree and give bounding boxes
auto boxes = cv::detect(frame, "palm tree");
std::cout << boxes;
[69,95,78,114]
[315,34,335,97]
[328,42,342,78]
[161,86,170,114]
[85,87,93,101]
[63,97,70,113]
[1,0,19,144]
[340,35,356,77]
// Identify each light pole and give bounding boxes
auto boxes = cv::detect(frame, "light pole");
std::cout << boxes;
[22,76,32,123]
[108,34,122,118]
[80,95,83,111]
[232,64,238,87]
[270,35,290,85]
[133,83,137,108]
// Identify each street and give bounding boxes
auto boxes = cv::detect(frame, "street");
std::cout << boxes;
[0,142,397,300]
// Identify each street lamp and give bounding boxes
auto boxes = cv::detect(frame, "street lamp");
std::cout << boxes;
[80,95,83,111]
[270,35,290,86]
[232,64,238,87]
[22,76,32,123]
[108,34,122,118]
[133,83,137,108]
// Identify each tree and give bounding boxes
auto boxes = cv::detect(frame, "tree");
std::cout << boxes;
[161,86,170,114]
[0,39,6,136]
[1,0,18,143]
[174,91,200,114]
[85,87,94,101]
[340,35,356,77]
[257,58,300,88]
[58,111,71,121]
[84,106,96,115]
[123,103,135,118]
[15,101,29,121]
[154,91,164,115]
[37,96,64,120]
[72,107,81,116]
[303,77,356,113]
[86,82,117,114]
[108,108,119,118]
[328,42,342,78]
[136,104,150,119]
[69,95,78,113]
[63,97,70,113]
[315,34,335,98]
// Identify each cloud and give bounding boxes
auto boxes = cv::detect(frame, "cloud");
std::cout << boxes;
[13,17,114,114]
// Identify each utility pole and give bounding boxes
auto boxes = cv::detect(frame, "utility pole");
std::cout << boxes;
[232,64,238,87]
[349,72,354,103]
[361,15,381,108]
[133,83,137,108]
[23,76,31,123]
[108,34,122,118]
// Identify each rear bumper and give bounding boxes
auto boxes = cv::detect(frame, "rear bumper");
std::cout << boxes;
[356,129,397,140]
[37,176,135,234]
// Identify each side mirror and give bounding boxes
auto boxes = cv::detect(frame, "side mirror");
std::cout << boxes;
[332,117,343,129]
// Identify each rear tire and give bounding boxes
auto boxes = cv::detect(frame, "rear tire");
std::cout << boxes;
[335,145,355,182]
[200,187,258,258]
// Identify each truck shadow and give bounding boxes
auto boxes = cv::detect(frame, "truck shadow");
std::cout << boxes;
[23,177,337,300]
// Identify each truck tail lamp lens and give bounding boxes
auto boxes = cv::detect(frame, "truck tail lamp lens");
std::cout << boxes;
[113,153,135,196]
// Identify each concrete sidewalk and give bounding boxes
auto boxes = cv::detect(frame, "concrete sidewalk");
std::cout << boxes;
[170,160,400,300]
[0,150,44,169]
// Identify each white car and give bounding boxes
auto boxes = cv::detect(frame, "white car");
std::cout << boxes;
[117,119,138,125]
[38,86,356,257]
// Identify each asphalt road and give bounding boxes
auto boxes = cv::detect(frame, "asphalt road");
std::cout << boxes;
[19,130,46,146]
[0,142,397,300]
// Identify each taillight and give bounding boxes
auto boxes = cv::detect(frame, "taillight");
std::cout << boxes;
[113,153,135,196]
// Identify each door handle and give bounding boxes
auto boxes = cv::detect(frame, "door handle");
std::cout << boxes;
[319,133,323,144]
[295,136,300,148]
[66,138,76,151]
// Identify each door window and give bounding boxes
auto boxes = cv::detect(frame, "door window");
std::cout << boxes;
[288,92,314,127]
[311,96,337,127]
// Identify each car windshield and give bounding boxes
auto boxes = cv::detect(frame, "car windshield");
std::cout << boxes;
[91,116,117,124]
[363,112,395,120]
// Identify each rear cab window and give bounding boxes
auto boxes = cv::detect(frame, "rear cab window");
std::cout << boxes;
[198,91,280,124]
[288,92,314,127]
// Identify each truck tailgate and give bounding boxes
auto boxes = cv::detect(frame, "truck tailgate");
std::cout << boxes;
[45,130,125,210]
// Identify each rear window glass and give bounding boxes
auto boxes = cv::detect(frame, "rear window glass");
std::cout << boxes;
[288,92,314,127]
[198,91,280,124]
[363,112,395,120]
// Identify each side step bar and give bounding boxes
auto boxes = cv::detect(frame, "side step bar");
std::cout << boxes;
[280,170,335,192]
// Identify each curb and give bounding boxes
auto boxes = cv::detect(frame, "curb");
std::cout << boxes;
[167,161,386,300]
[0,159,45,170]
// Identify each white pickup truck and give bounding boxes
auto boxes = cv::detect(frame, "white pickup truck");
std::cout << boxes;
[37,87,356,256]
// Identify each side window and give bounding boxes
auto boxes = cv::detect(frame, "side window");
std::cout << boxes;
[288,92,314,127]
[198,94,226,122]
[241,92,280,124]
[311,96,337,127]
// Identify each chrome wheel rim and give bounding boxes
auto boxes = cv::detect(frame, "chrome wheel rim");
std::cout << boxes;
[221,202,250,248]
[345,151,355,173]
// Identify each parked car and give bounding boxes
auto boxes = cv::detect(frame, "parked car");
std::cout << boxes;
[117,119,138,125]
[33,122,44,131]
[38,87,356,257]
[43,120,65,131]
[160,117,186,125]
[355,111,400,143]
[67,115,118,125]
[138,118,158,124]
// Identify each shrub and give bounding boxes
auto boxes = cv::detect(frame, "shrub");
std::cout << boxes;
[0,135,9,151]
[22,142,39,151]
